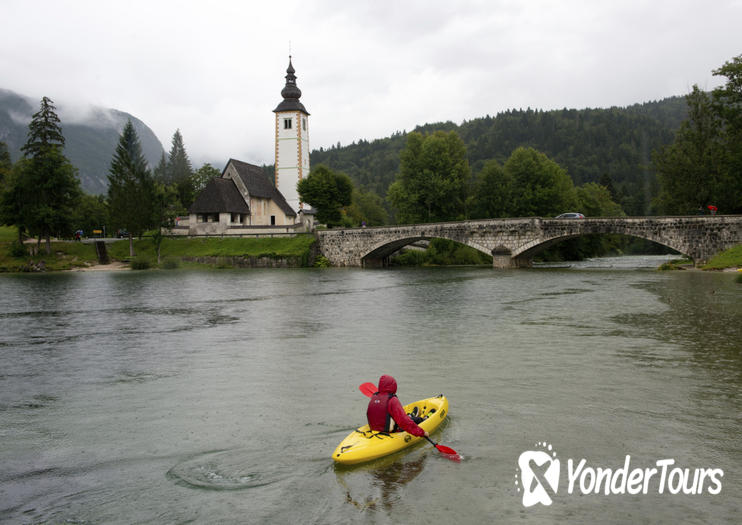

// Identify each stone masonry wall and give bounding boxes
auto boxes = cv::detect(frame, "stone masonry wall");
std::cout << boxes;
[317,216,742,268]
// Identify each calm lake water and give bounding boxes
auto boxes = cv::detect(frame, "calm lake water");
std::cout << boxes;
[1,257,740,524]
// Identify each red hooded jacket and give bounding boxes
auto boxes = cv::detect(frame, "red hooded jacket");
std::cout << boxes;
[366,374,426,437]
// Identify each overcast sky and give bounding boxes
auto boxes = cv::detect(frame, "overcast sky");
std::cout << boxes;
[2,0,740,167]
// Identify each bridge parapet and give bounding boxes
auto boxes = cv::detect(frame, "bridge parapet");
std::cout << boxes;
[316,216,742,268]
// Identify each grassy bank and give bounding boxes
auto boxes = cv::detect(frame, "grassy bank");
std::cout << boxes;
[702,244,742,270]
[107,235,316,267]
[0,230,317,272]
[0,226,99,271]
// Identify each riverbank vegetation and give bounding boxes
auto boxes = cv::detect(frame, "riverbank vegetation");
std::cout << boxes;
[702,244,742,270]
[0,228,316,272]
[106,235,316,268]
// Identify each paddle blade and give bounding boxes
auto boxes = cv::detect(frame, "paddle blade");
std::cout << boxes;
[359,382,377,397]
[435,444,462,462]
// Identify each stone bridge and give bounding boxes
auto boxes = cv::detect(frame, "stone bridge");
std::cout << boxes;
[316,216,742,268]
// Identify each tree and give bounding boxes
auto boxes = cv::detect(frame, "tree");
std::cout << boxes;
[344,188,389,226]
[654,87,723,214]
[0,142,12,220]
[576,182,624,217]
[165,129,194,208]
[20,96,65,158]
[0,160,28,244]
[153,152,168,182]
[107,120,156,256]
[0,141,11,181]
[505,147,577,217]
[387,131,470,223]
[72,194,109,237]
[150,182,179,264]
[469,159,514,219]
[297,164,353,227]
[191,163,220,194]
[655,55,742,214]
[711,54,742,213]
[5,97,81,254]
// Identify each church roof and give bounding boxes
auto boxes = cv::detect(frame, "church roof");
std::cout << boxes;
[273,57,309,115]
[226,158,297,217]
[189,177,250,214]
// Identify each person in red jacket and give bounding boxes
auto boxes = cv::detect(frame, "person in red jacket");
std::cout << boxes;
[367,374,428,437]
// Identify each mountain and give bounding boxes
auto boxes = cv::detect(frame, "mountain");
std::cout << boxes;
[310,96,689,216]
[0,89,164,195]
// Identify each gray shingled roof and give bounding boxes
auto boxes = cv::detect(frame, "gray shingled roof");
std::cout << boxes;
[226,159,297,217]
[189,177,250,214]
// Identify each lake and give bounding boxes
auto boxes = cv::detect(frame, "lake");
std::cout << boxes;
[1,256,740,523]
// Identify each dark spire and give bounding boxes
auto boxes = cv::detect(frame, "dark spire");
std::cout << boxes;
[273,56,309,114]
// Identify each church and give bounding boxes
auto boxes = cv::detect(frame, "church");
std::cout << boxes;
[180,57,314,235]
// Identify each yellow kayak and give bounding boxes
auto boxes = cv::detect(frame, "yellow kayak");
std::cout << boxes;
[332,394,449,465]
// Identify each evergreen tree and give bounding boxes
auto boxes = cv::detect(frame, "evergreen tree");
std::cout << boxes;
[655,55,742,214]
[107,120,156,256]
[21,96,65,158]
[0,141,11,180]
[654,87,723,214]
[166,129,194,208]
[3,97,81,253]
[153,152,168,182]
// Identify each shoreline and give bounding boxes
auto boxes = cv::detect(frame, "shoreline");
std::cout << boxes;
[71,261,130,272]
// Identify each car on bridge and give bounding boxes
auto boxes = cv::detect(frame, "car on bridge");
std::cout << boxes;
[555,213,585,219]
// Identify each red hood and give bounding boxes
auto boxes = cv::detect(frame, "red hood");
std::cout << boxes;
[378,374,397,394]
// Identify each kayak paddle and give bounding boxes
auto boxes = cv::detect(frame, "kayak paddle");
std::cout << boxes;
[358,382,461,461]
[359,382,377,397]
[424,436,461,462]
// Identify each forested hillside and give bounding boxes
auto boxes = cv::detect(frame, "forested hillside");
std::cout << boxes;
[311,97,687,216]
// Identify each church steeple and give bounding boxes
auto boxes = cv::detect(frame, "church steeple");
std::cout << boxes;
[273,56,310,215]
[273,56,309,115]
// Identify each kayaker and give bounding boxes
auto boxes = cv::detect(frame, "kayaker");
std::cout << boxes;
[367,374,429,437]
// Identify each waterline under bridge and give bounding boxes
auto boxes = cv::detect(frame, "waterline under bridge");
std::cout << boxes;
[316,216,742,268]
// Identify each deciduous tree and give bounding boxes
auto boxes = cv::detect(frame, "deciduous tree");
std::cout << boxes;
[387,131,470,223]
[297,165,353,227]
[505,147,577,217]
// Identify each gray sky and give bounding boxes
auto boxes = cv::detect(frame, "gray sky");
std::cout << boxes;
[2,0,740,167]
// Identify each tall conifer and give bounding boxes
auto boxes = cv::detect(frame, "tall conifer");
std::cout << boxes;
[107,120,155,256]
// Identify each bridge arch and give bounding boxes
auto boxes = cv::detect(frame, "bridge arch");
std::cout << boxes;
[361,235,493,267]
[512,231,685,264]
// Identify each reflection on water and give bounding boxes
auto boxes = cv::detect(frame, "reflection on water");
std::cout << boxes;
[337,452,428,511]
[0,259,740,524]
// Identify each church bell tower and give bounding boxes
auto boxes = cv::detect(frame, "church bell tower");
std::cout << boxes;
[273,56,310,214]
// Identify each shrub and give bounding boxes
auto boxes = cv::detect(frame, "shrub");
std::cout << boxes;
[313,255,331,268]
[9,240,27,257]
[131,256,151,270]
